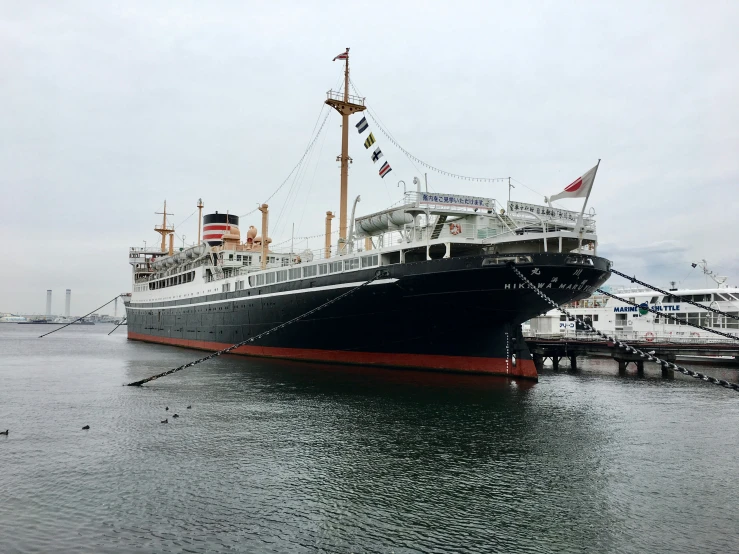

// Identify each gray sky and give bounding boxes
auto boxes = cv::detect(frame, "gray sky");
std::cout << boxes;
[2,0,738,315]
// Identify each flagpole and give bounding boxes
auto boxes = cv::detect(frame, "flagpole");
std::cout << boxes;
[576,158,601,250]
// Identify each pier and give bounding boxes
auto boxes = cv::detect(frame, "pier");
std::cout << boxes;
[525,337,739,377]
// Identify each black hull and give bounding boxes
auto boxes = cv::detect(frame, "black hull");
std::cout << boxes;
[126,252,611,379]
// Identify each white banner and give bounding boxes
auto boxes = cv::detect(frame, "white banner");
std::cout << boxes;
[507,201,580,222]
[419,192,494,209]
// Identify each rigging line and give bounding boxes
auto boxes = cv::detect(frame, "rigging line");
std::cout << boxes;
[679,265,697,285]
[349,79,424,187]
[348,80,431,192]
[297,107,332,233]
[238,109,332,218]
[38,296,120,338]
[509,178,548,201]
[273,104,337,238]
[275,107,330,218]
[366,108,509,185]
[271,153,309,238]
[281,110,328,232]
[173,209,197,232]
[351,80,508,186]
[267,109,332,210]
[271,113,326,239]
[270,230,338,248]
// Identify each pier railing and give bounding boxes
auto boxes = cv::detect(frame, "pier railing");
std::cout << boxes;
[524,330,739,345]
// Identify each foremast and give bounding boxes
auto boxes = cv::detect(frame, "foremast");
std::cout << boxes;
[325,48,366,253]
[154,200,175,255]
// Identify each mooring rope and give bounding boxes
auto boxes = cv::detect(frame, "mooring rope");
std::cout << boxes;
[126,270,388,386]
[611,268,739,321]
[39,296,121,338]
[108,319,127,336]
[510,264,739,393]
[596,288,739,341]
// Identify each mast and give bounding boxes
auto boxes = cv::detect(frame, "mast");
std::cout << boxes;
[154,200,175,253]
[325,48,366,254]
[197,198,204,243]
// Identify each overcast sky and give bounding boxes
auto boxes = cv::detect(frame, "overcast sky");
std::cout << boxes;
[2,1,738,315]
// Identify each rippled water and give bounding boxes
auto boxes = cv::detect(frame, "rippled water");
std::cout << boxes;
[1,324,738,553]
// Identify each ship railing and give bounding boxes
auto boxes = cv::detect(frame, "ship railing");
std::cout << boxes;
[266,216,596,262]
[326,90,365,105]
[606,286,653,294]
[524,330,739,344]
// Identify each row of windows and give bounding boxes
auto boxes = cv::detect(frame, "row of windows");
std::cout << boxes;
[248,254,379,287]
[655,311,739,329]
[221,253,295,267]
[221,280,246,292]
[149,271,195,290]
[560,315,599,322]
[231,254,253,266]
[662,294,713,303]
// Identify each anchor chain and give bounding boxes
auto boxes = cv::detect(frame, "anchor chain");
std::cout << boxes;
[127,270,389,386]
[611,268,739,321]
[596,288,739,341]
[509,264,739,393]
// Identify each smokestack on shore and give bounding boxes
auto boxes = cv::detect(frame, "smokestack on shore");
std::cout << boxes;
[46,290,52,316]
[65,289,71,317]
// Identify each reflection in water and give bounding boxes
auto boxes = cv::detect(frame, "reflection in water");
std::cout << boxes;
[1,325,738,553]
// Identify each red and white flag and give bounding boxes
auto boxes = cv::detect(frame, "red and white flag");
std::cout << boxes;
[333,51,349,61]
[548,164,598,202]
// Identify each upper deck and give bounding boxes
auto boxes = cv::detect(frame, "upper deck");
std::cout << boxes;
[128,192,601,304]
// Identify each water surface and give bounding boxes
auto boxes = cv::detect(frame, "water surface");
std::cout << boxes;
[1,324,738,553]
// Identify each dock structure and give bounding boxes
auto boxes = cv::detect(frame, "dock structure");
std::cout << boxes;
[525,337,739,378]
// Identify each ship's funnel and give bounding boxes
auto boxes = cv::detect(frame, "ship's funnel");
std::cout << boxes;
[65,289,71,317]
[202,212,239,247]
[46,290,52,316]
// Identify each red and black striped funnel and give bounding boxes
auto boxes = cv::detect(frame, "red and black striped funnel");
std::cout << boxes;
[202,212,239,246]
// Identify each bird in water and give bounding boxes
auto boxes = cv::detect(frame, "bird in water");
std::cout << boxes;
[172,414,179,418]
[0,430,8,436]
[186,405,192,409]
[161,418,168,424]
[165,407,169,411]
[82,425,90,430]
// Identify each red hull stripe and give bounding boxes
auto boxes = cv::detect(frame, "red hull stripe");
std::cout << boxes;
[127,332,538,380]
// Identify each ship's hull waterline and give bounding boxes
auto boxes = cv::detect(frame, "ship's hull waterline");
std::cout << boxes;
[126,253,611,380]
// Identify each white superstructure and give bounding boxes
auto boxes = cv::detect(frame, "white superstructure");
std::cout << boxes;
[129,192,599,306]
[530,283,739,342]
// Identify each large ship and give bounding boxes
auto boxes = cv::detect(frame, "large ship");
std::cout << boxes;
[125,51,611,380]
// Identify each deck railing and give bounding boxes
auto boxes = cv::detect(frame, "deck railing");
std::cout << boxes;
[326,90,365,105]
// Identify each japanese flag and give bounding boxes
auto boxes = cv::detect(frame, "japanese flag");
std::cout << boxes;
[548,164,598,202]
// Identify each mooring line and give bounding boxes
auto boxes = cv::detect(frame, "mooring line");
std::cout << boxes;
[108,319,127,336]
[38,296,120,338]
[596,288,739,341]
[510,264,739,393]
[126,270,388,387]
[611,268,739,321]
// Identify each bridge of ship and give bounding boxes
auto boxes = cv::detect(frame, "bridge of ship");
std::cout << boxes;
[352,191,596,259]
